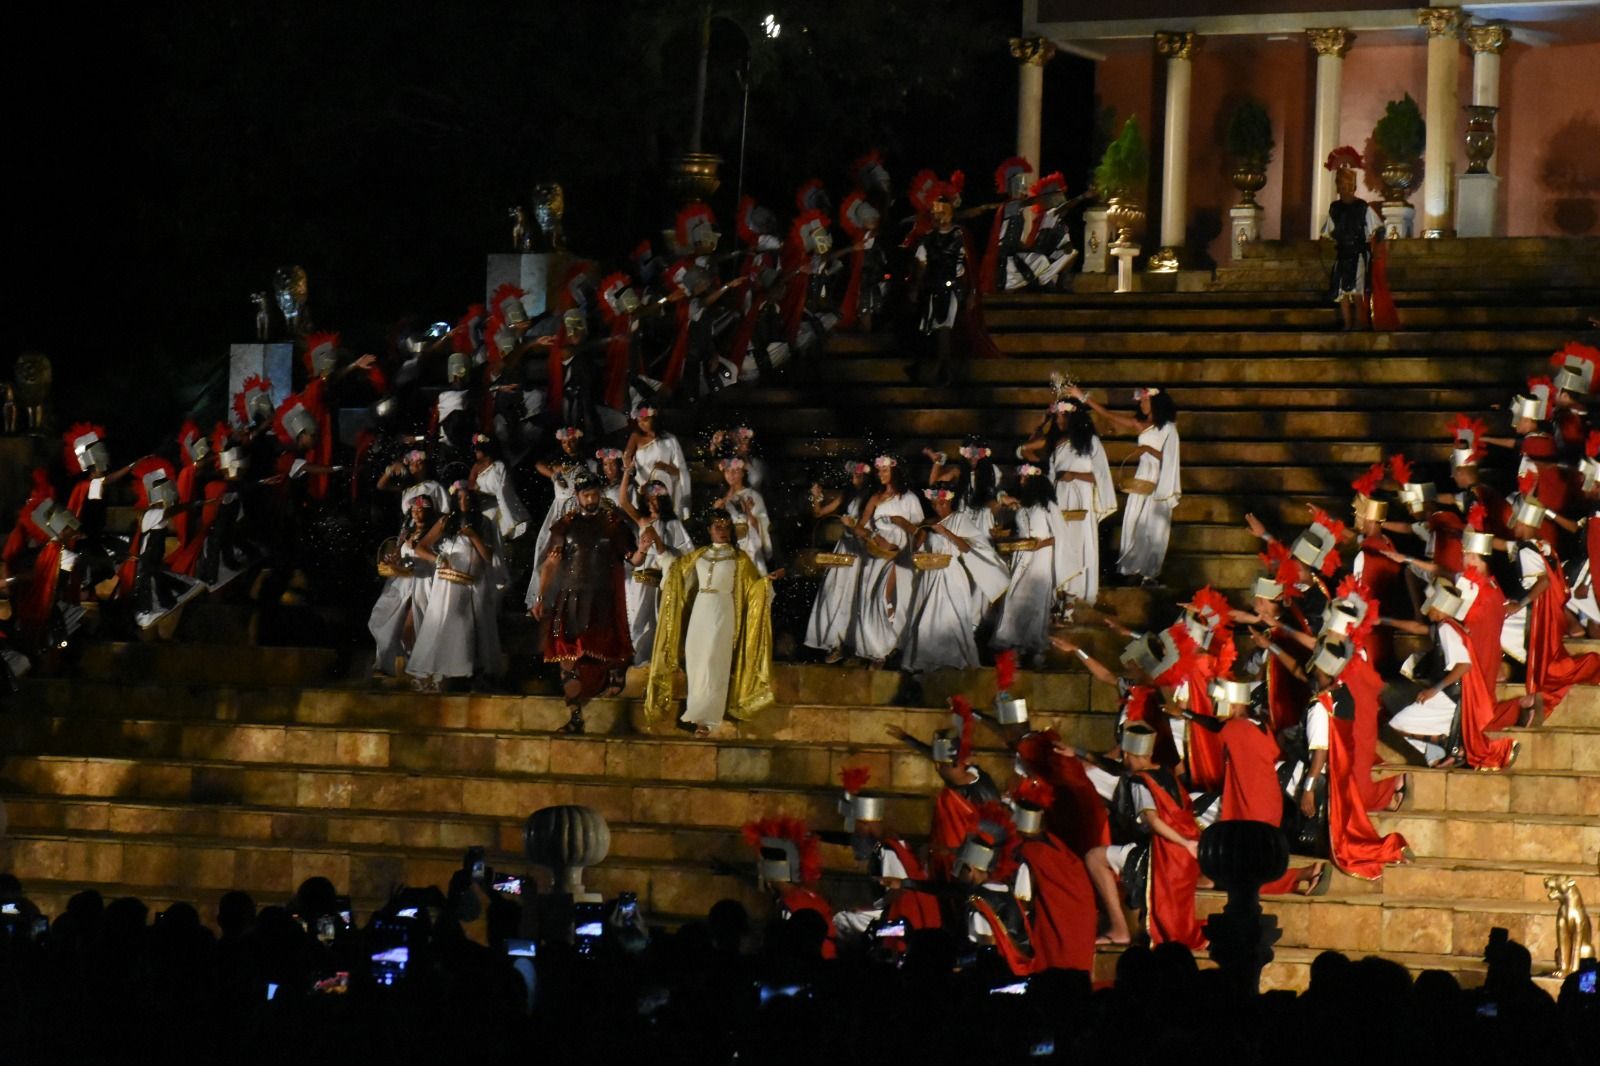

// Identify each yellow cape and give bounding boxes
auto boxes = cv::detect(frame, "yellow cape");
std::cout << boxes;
[643,545,776,724]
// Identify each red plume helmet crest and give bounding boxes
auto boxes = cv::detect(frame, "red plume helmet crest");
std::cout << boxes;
[740,816,821,883]
[948,695,976,766]
[840,766,871,796]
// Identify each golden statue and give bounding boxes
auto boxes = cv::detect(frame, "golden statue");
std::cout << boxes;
[1544,874,1596,978]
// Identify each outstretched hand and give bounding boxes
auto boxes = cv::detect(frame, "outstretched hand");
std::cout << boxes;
[1244,512,1267,539]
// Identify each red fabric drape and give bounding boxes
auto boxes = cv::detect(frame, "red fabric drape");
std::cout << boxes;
[301,378,334,501]
[1016,731,1111,855]
[1017,834,1097,972]
[1266,639,1310,733]
[1218,718,1283,824]
[1344,652,1401,812]
[603,325,631,409]
[977,204,1005,294]
[957,232,1003,361]
[1136,771,1207,950]
[1442,618,1517,770]
[1524,545,1600,713]
[166,481,224,577]
[969,895,1034,977]
[1324,695,1410,879]
[929,786,978,881]
[837,246,867,330]
[14,542,63,647]
[1177,663,1225,792]
[1370,239,1399,330]
[1122,686,1182,769]
[1429,512,1465,575]
[881,837,941,931]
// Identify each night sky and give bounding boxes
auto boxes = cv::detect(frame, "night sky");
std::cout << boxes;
[12,1,1093,442]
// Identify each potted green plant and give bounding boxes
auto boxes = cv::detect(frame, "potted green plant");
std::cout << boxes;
[1373,93,1426,203]
[1094,117,1149,245]
[1226,100,1274,206]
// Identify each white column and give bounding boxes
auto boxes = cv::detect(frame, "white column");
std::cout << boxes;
[1466,22,1511,171]
[1010,36,1056,173]
[1150,31,1198,272]
[1418,7,1466,237]
[1307,28,1353,238]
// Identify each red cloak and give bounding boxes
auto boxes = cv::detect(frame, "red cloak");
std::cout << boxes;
[1016,833,1097,972]
[1322,692,1409,879]
[1344,651,1401,812]
[929,786,978,881]
[1136,771,1207,950]
[778,886,837,959]
[1442,618,1517,770]
[1016,731,1111,855]
[882,837,941,931]
[1523,545,1600,712]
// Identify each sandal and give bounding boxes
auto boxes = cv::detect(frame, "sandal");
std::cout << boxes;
[1388,775,1409,812]
[693,725,712,738]
[1298,863,1330,897]
[561,704,585,734]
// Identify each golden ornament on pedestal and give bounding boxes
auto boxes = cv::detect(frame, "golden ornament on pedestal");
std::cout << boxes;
[1147,248,1180,273]
[1416,7,1467,39]
[1231,166,1267,207]
[667,152,723,205]
[1306,27,1353,58]
[1380,161,1418,205]
[1105,196,1146,247]
[1463,105,1499,175]
[1544,875,1595,979]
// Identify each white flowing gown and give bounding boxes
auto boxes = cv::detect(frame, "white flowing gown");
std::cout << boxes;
[725,486,772,575]
[803,498,865,654]
[991,503,1075,656]
[681,545,744,727]
[627,516,695,664]
[1049,437,1117,604]
[408,533,483,680]
[1117,422,1182,579]
[847,491,925,661]
[368,538,434,675]
[901,510,1011,672]
[631,434,692,517]
[473,461,530,540]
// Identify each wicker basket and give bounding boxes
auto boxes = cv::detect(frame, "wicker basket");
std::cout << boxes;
[437,566,474,586]
[861,538,900,561]
[996,538,1040,554]
[913,552,954,571]
[1060,509,1088,522]
[375,537,413,578]
[1122,478,1156,496]
[633,568,662,586]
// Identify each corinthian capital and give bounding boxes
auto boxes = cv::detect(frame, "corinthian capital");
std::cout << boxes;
[1417,7,1466,39]
[1466,23,1512,54]
[1155,31,1198,61]
[1009,36,1057,67]
[1307,28,1353,58]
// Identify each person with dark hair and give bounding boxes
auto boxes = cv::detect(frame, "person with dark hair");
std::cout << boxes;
[713,457,772,575]
[369,492,439,677]
[900,486,1009,673]
[620,480,694,664]
[991,464,1070,668]
[927,438,1001,524]
[623,403,692,516]
[644,509,775,737]
[377,448,449,517]
[407,482,495,691]
[1072,384,1181,587]
[469,433,529,542]
[840,456,924,668]
[804,461,873,663]
[1022,397,1116,606]
[523,426,594,610]
[534,470,635,733]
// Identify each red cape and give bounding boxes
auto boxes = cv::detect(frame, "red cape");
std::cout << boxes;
[1136,771,1207,950]
[1523,545,1600,712]
[1323,693,1409,879]
[1345,651,1401,812]
[1442,618,1517,770]
[1017,833,1097,972]
[1016,731,1111,855]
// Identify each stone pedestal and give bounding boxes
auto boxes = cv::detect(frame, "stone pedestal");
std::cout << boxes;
[1456,173,1500,237]
[1111,244,1140,293]
[1083,207,1111,273]
[1381,203,1416,241]
[1229,204,1264,262]
[228,343,293,412]
[486,253,561,320]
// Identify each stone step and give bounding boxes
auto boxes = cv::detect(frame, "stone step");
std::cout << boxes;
[984,305,1587,331]
[1202,889,1566,963]
[1250,945,1565,996]
[984,285,1599,309]
[1371,809,1600,867]
[732,384,1512,411]
[817,353,1546,387]
[1344,855,1600,908]
[74,642,341,687]
[1492,726,1600,772]
[1376,763,1600,818]
[821,328,1569,358]
[1498,683,1600,727]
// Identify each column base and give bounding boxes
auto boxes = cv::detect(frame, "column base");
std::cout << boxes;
[1423,228,1456,239]
[1111,244,1141,294]
[1380,203,1416,241]
[1455,173,1500,237]
[1228,205,1264,263]
[1147,247,1181,273]
[1083,207,1111,273]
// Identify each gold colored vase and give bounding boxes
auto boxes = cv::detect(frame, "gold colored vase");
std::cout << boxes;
[1463,105,1499,175]
[1231,164,1267,207]
[1105,195,1146,246]
[667,152,723,205]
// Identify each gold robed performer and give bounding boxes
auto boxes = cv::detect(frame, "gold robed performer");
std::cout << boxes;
[644,531,776,736]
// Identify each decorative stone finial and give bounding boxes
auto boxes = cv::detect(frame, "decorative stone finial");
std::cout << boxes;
[1155,31,1199,60]
[1466,22,1512,54]
[1417,7,1467,39]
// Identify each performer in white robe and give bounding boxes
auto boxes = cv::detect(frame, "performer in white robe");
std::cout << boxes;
[407,499,492,690]
[378,450,449,517]
[991,466,1073,665]
[523,427,593,608]
[622,481,696,664]
[803,463,872,662]
[1072,385,1181,585]
[369,495,438,675]
[623,405,692,517]
[596,448,629,508]
[714,458,771,574]
[469,436,529,541]
[842,456,925,665]
[901,487,1010,672]
[1023,399,1117,606]
[713,426,771,495]
[452,481,508,682]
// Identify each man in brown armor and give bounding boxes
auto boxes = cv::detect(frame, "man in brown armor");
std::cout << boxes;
[533,471,635,732]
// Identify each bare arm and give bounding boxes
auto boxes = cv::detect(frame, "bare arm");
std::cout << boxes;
[1049,636,1119,686]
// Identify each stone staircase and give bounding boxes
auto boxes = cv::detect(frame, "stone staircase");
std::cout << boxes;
[3,239,1597,992]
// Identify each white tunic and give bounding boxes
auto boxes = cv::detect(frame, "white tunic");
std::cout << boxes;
[1390,623,1471,737]
[847,491,925,661]
[524,459,594,607]
[992,504,1071,656]
[680,545,744,727]
[724,486,772,574]
[1117,422,1181,579]
[901,509,1011,672]
[626,516,695,664]
[631,434,692,518]
[1049,436,1117,605]
[472,462,529,540]
[804,498,865,654]
[1500,544,1545,663]
[408,533,482,680]
[368,537,434,675]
